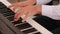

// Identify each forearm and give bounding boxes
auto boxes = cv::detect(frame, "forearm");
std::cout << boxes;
[35,5,42,14]
[18,0,36,6]
[27,0,36,5]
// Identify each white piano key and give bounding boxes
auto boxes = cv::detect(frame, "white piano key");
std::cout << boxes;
[0,0,11,6]
[11,21,15,23]
[20,27,33,31]
[25,17,53,34]
[22,28,37,33]
[14,22,26,26]
[34,32,41,34]
[28,31,39,34]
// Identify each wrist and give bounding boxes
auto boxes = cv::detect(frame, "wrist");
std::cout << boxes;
[28,0,36,5]
[36,5,42,14]
[19,0,36,6]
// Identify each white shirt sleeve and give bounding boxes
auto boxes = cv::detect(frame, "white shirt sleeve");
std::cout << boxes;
[36,0,52,5]
[42,5,60,20]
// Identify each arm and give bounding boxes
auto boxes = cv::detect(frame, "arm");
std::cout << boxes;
[16,0,36,4]
[16,0,36,6]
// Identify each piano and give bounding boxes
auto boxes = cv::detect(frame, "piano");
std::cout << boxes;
[0,0,59,34]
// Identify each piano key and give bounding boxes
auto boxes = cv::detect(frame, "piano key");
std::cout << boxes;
[33,15,58,31]
[0,9,14,17]
[26,30,39,34]
[11,21,15,23]
[6,15,14,18]
[14,22,26,26]
[22,28,37,33]
[16,23,32,30]
[7,15,14,21]
[3,13,13,17]
[3,11,14,15]
[34,32,41,34]
[0,2,6,9]
[12,18,23,25]
[20,27,33,31]
[0,8,11,13]
[0,9,8,13]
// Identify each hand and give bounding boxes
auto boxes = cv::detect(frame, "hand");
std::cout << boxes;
[9,0,36,11]
[14,5,42,22]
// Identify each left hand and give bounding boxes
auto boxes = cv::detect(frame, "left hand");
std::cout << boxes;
[14,5,41,22]
[8,0,36,11]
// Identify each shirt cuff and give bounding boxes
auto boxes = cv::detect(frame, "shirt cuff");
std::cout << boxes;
[42,5,54,17]
[36,0,52,5]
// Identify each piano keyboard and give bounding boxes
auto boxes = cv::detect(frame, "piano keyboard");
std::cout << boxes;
[0,2,41,34]
[0,0,55,34]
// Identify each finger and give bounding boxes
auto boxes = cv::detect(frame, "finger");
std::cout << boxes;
[13,6,18,11]
[14,9,23,21]
[8,3,17,8]
[8,4,15,8]
[22,11,37,22]
[14,11,22,21]
[22,12,31,22]
[14,7,23,13]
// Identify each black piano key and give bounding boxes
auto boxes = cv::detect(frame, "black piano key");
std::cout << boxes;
[7,15,14,21]
[0,2,6,9]
[0,9,9,13]
[16,23,32,30]
[3,13,13,17]
[0,2,28,34]
[22,28,37,33]
[0,8,14,14]
[33,15,58,31]
[0,10,14,17]
[12,18,23,25]
[5,8,14,14]
[34,32,41,34]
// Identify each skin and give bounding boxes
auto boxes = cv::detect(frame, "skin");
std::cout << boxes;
[9,0,42,22]
[9,0,36,11]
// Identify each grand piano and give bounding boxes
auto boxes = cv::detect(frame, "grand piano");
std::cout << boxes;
[0,0,60,34]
